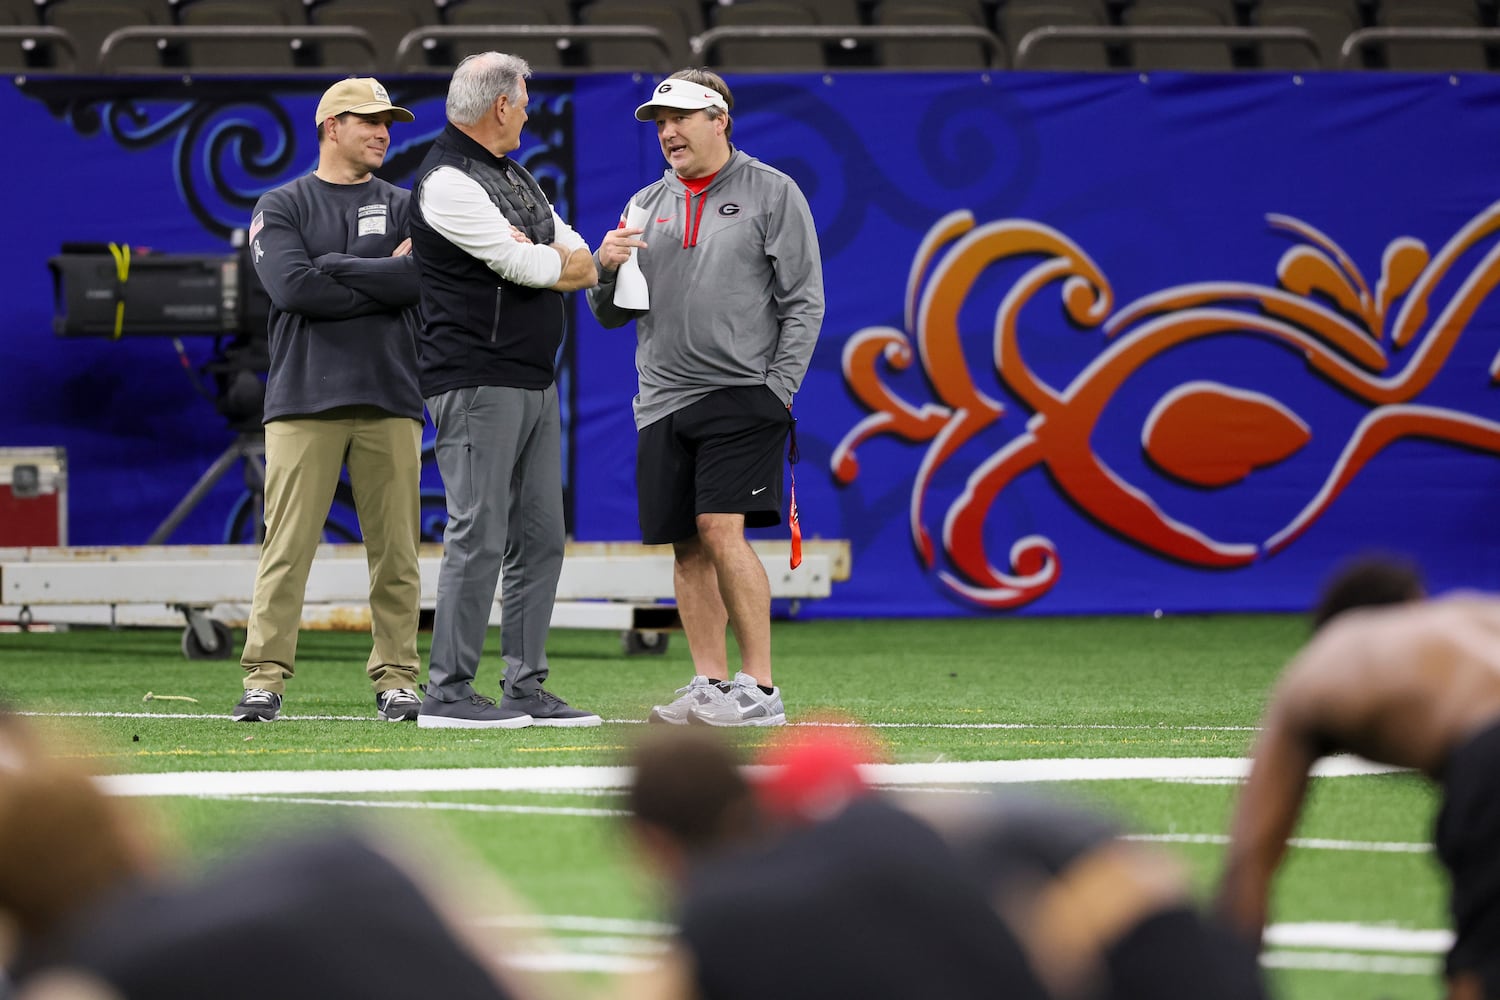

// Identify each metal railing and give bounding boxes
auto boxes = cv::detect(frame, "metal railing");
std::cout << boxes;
[0,26,78,73]
[690,24,1007,70]
[98,25,378,74]
[1015,25,1320,70]
[394,25,673,73]
[1340,27,1500,69]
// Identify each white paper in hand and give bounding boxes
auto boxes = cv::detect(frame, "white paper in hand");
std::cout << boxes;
[613,202,650,310]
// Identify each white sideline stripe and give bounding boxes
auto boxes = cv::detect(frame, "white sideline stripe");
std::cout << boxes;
[502,953,657,974]
[201,794,627,818]
[96,755,1406,798]
[472,916,1454,954]
[1266,922,1452,954]
[476,915,674,936]
[484,918,1450,978]
[18,710,1258,731]
[1261,951,1440,975]
[499,949,1444,978]
[1131,833,1431,854]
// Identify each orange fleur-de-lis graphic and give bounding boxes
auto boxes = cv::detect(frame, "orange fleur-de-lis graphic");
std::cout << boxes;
[832,204,1500,608]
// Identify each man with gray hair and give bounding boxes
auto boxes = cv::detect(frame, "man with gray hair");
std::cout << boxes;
[410,52,600,729]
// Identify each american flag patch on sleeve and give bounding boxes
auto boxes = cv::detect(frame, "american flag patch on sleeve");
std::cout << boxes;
[248,212,264,242]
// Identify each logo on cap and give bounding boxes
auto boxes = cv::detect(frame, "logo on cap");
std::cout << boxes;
[372,82,390,103]
[657,82,672,94]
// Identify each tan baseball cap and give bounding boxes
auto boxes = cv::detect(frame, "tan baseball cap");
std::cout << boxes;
[314,77,414,125]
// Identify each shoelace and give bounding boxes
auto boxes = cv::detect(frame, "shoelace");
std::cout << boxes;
[535,689,567,707]
[244,689,276,705]
[382,689,420,706]
[468,693,498,708]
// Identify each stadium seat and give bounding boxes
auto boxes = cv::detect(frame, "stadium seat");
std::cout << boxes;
[874,1,996,69]
[173,0,302,69]
[440,0,571,69]
[716,0,861,25]
[0,0,49,70]
[1257,0,1360,69]
[707,0,825,69]
[1001,0,1110,69]
[43,0,168,70]
[578,0,695,70]
[0,0,38,22]
[1376,0,1487,71]
[308,0,436,72]
[1123,0,1236,70]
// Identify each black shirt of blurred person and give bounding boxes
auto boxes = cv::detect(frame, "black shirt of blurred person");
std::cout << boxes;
[15,834,517,1000]
[926,794,1268,1000]
[678,794,1051,1000]
[629,727,1267,1000]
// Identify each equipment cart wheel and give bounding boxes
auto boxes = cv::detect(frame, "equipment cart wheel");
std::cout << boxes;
[621,629,669,656]
[181,617,233,661]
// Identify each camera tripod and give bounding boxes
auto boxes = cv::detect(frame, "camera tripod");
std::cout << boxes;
[146,429,265,545]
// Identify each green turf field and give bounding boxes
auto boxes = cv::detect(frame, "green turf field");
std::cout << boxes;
[0,616,1449,1000]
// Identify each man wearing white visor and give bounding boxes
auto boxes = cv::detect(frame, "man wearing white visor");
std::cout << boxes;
[588,70,825,728]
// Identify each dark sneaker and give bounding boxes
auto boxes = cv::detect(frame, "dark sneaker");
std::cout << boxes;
[232,688,281,722]
[687,672,786,727]
[375,687,421,722]
[648,675,729,725]
[501,688,602,728]
[417,693,532,730]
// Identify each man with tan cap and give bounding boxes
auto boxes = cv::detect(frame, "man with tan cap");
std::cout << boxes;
[232,77,425,724]
[588,69,824,728]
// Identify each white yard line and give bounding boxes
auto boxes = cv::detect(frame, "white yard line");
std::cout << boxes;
[476,916,1449,978]
[20,710,1258,731]
[96,755,1405,798]
[1132,833,1431,854]
[201,793,626,818]
[1260,951,1440,975]
[1267,923,1451,954]
[476,915,674,936]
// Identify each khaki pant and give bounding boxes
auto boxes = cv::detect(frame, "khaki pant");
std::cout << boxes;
[240,408,423,695]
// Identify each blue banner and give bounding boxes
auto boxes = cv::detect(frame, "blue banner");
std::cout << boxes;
[6,71,1500,616]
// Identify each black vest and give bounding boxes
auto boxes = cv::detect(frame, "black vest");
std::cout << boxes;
[411,123,564,395]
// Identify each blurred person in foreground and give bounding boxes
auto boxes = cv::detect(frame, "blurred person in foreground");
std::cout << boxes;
[411,51,599,730]
[0,712,529,1000]
[233,77,425,724]
[588,69,824,728]
[623,725,1264,1000]
[1216,555,1500,999]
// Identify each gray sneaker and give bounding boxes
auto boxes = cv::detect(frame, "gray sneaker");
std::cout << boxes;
[376,687,421,722]
[231,688,281,722]
[648,675,729,725]
[417,693,533,730]
[500,688,601,728]
[687,672,786,727]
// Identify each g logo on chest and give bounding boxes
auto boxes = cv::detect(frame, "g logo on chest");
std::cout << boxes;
[718,203,741,217]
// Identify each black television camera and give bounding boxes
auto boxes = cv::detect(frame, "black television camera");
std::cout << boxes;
[48,240,273,430]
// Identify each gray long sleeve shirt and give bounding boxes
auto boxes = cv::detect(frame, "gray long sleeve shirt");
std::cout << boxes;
[249,173,422,422]
[587,148,824,430]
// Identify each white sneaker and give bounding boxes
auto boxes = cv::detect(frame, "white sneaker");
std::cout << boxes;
[376,687,421,722]
[647,675,729,725]
[686,672,786,727]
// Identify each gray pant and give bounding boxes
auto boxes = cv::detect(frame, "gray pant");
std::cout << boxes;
[426,384,564,702]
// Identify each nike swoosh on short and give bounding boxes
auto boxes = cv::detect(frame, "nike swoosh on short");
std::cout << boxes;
[656,216,673,224]
[751,486,768,495]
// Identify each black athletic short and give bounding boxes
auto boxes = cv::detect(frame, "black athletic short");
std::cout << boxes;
[636,384,792,545]
[1436,717,1500,993]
